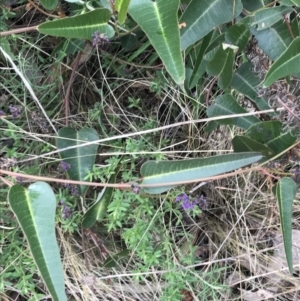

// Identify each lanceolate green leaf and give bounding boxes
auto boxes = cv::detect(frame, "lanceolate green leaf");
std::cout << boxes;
[128,0,184,85]
[272,177,297,274]
[116,0,131,24]
[232,135,275,158]
[263,36,300,87]
[251,18,297,60]
[206,46,235,89]
[180,0,243,50]
[252,6,292,30]
[38,9,114,39]
[206,94,260,130]
[231,62,271,112]
[246,121,296,155]
[56,128,99,196]
[189,30,214,88]
[225,23,250,51]
[40,0,58,10]
[8,182,66,301]
[141,152,262,194]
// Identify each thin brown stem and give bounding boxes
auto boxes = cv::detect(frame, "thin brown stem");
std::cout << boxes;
[63,51,82,126]
[27,0,59,18]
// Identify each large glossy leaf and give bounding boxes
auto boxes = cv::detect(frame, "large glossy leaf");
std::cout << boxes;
[180,0,243,50]
[206,94,260,130]
[128,0,184,85]
[8,182,66,301]
[40,0,58,10]
[252,6,292,30]
[232,135,275,158]
[246,121,296,155]
[82,171,118,228]
[251,18,297,60]
[38,9,114,39]
[206,46,235,90]
[116,0,131,24]
[272,177,297,274]
[231,62,272,112]
[225,23,250,51]
[56,128,99,196]
[263,36,300,87]
[141,152,262,194]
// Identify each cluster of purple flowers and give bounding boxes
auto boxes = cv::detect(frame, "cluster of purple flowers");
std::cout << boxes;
[59,200,74,219]
[92,31,110,47]
[9,105,22,119]
[0,105,22,119]
[175,193,207,211]
[60,161,71,172]
[131,184,141,194]
[64,183,79,197]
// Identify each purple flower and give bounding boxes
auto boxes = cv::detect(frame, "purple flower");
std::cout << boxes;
[194,195,208,211]
[175,193,207,211]
[9,105,21,119]
[92,31,110,47]
[131,184,141,194]
[0,110,5,117]
[63,183,79,197]
[62,205,73,219]
[60,161,71,172]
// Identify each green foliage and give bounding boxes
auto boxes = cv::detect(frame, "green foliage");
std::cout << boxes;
[141,152,262,194]
[2,0,300,299]
[272,177,298,274]
[56,127,99,196]
[8,182,66,301]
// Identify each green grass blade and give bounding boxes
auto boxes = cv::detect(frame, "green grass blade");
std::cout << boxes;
[8,182,66,301]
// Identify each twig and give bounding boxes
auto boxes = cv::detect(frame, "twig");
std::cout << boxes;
[63,51,82,126]
[27,0,59,18]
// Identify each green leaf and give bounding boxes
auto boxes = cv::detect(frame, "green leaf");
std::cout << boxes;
[241,0,263,12]
[180,0,243,50]
[56,128,99,196]
[103,249,130,268]
[116,0,131,24]
[231,62,272,112]
[38,9,114,39]
[82,171,118,228]
[189,30,214,88]
[206,46,235,89]
[40,0,58,10]
[141,152,262,194]
[263,36,300,87]
[251,18,296,60]
[232,135,275,157]
[290,0,300,6]
[252,6,292,30]
[128,0,184,85]
[225,23,250,51]
[8,182,66,301]
[206,94,260,130]
[272,177,297,274]
[246,121,296,155]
